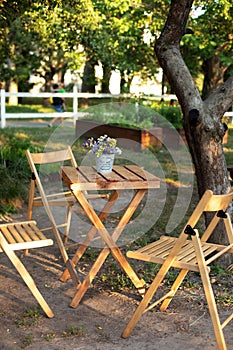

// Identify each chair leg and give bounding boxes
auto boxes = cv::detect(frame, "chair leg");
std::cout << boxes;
[5,247,54,318]
[121,269,166,338]
[122,236,189,338]
[27,180,35,221]
[63,204,73,244]
[25,181,36,256]
[160,269,188,311]
[192,234,227,350]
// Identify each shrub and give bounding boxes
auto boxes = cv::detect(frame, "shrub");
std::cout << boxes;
[0,129,37,214]
[156,104,183,129]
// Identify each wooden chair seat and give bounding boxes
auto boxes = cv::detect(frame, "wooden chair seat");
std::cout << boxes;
[127,235,233,272]
[0,220,54,318]
[0,220,53,252]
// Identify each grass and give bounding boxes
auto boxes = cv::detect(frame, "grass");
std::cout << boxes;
[20,334,33,349]
[43,323,85,342]
[61,324,85,338]
[15,307,41,328]
[15,306,85,346]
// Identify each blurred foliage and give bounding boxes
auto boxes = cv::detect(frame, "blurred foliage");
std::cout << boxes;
[0,128,45,214]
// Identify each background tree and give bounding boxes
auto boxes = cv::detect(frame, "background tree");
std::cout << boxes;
[82,0,165,93]
[1,1,232,100]
[0,0,96,95]
[0,15,40,103]
[180,0,233,99]
[23,1,96,91]
[155,0,233,255]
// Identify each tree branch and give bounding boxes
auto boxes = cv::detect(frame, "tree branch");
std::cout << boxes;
[155,0,202,111]
[204,76,233,119]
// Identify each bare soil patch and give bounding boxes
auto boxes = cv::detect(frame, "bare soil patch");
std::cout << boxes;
[1,208,233,350]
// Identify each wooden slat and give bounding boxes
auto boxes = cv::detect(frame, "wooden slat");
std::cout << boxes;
[204,193,233,212]
[7,225,25,243]
[202,245,218,257]
[8,239,53,251]
[113,166,142,181]
[127,234,232,273]
[1,226,16,244]
[62,166,86,185]
[78,166,102,182]
[31,149,74,164]
[70,180,158,191]
[137,238,175,257]
[98,167,125,182]
[127,248,201,272]
[29,222,49,241]
[125,165,159,181]
[22,223,42,241]
[178,245,198,263]
[0,221,53,251]
[62,165,160,191]
[15,223,32,242]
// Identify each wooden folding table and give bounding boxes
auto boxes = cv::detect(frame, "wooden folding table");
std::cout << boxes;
[60,165,160,308]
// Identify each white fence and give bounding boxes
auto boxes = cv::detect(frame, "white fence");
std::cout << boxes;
[0,87,180,129]
[0,86,132,128]
[1,87,232,129]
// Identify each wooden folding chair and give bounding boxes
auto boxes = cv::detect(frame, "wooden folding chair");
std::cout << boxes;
[26,148,108,246]
[0,220,54,318]
[122,188,233,350]
[25,148,102,288]
[26,147,77,245]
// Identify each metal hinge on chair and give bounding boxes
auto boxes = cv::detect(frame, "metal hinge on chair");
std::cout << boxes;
[217,210,227,218]
[31,172,36,180]
[184,224,196,236]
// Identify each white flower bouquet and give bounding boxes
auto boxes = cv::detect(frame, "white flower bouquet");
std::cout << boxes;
[82,134,122,158]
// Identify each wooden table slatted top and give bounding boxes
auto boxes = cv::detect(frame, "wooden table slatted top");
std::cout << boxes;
[61,165,160,191]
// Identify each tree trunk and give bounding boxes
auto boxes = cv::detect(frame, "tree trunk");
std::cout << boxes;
[120,71,130,93]
[8,80,18,105]
[42,69,56,105]
[155,0,233,258]
[202,55,226,100]
[120,73,126,93]
[81,58,96,93]
[80,58,97,108]
[101,64,111,93]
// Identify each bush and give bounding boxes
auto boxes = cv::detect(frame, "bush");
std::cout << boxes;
[0,129,40,214]
[156,104,183,129]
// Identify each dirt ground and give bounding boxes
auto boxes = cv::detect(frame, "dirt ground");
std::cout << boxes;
[1,208,233,350]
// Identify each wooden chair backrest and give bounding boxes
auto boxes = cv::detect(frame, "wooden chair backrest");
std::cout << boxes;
[25,148,76,263]
[181,187,233,244]
[28,147,77,167]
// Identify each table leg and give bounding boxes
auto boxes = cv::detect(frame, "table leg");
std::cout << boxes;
[69,189,146,308]
[60,190,120,282]
[71,244,145,308]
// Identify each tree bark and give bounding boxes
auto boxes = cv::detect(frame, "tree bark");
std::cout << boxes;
[101,64,111,93]
[81,58,96,93]
[202,55,227,100]
[155,0,233,252]
[8,80,18,105]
